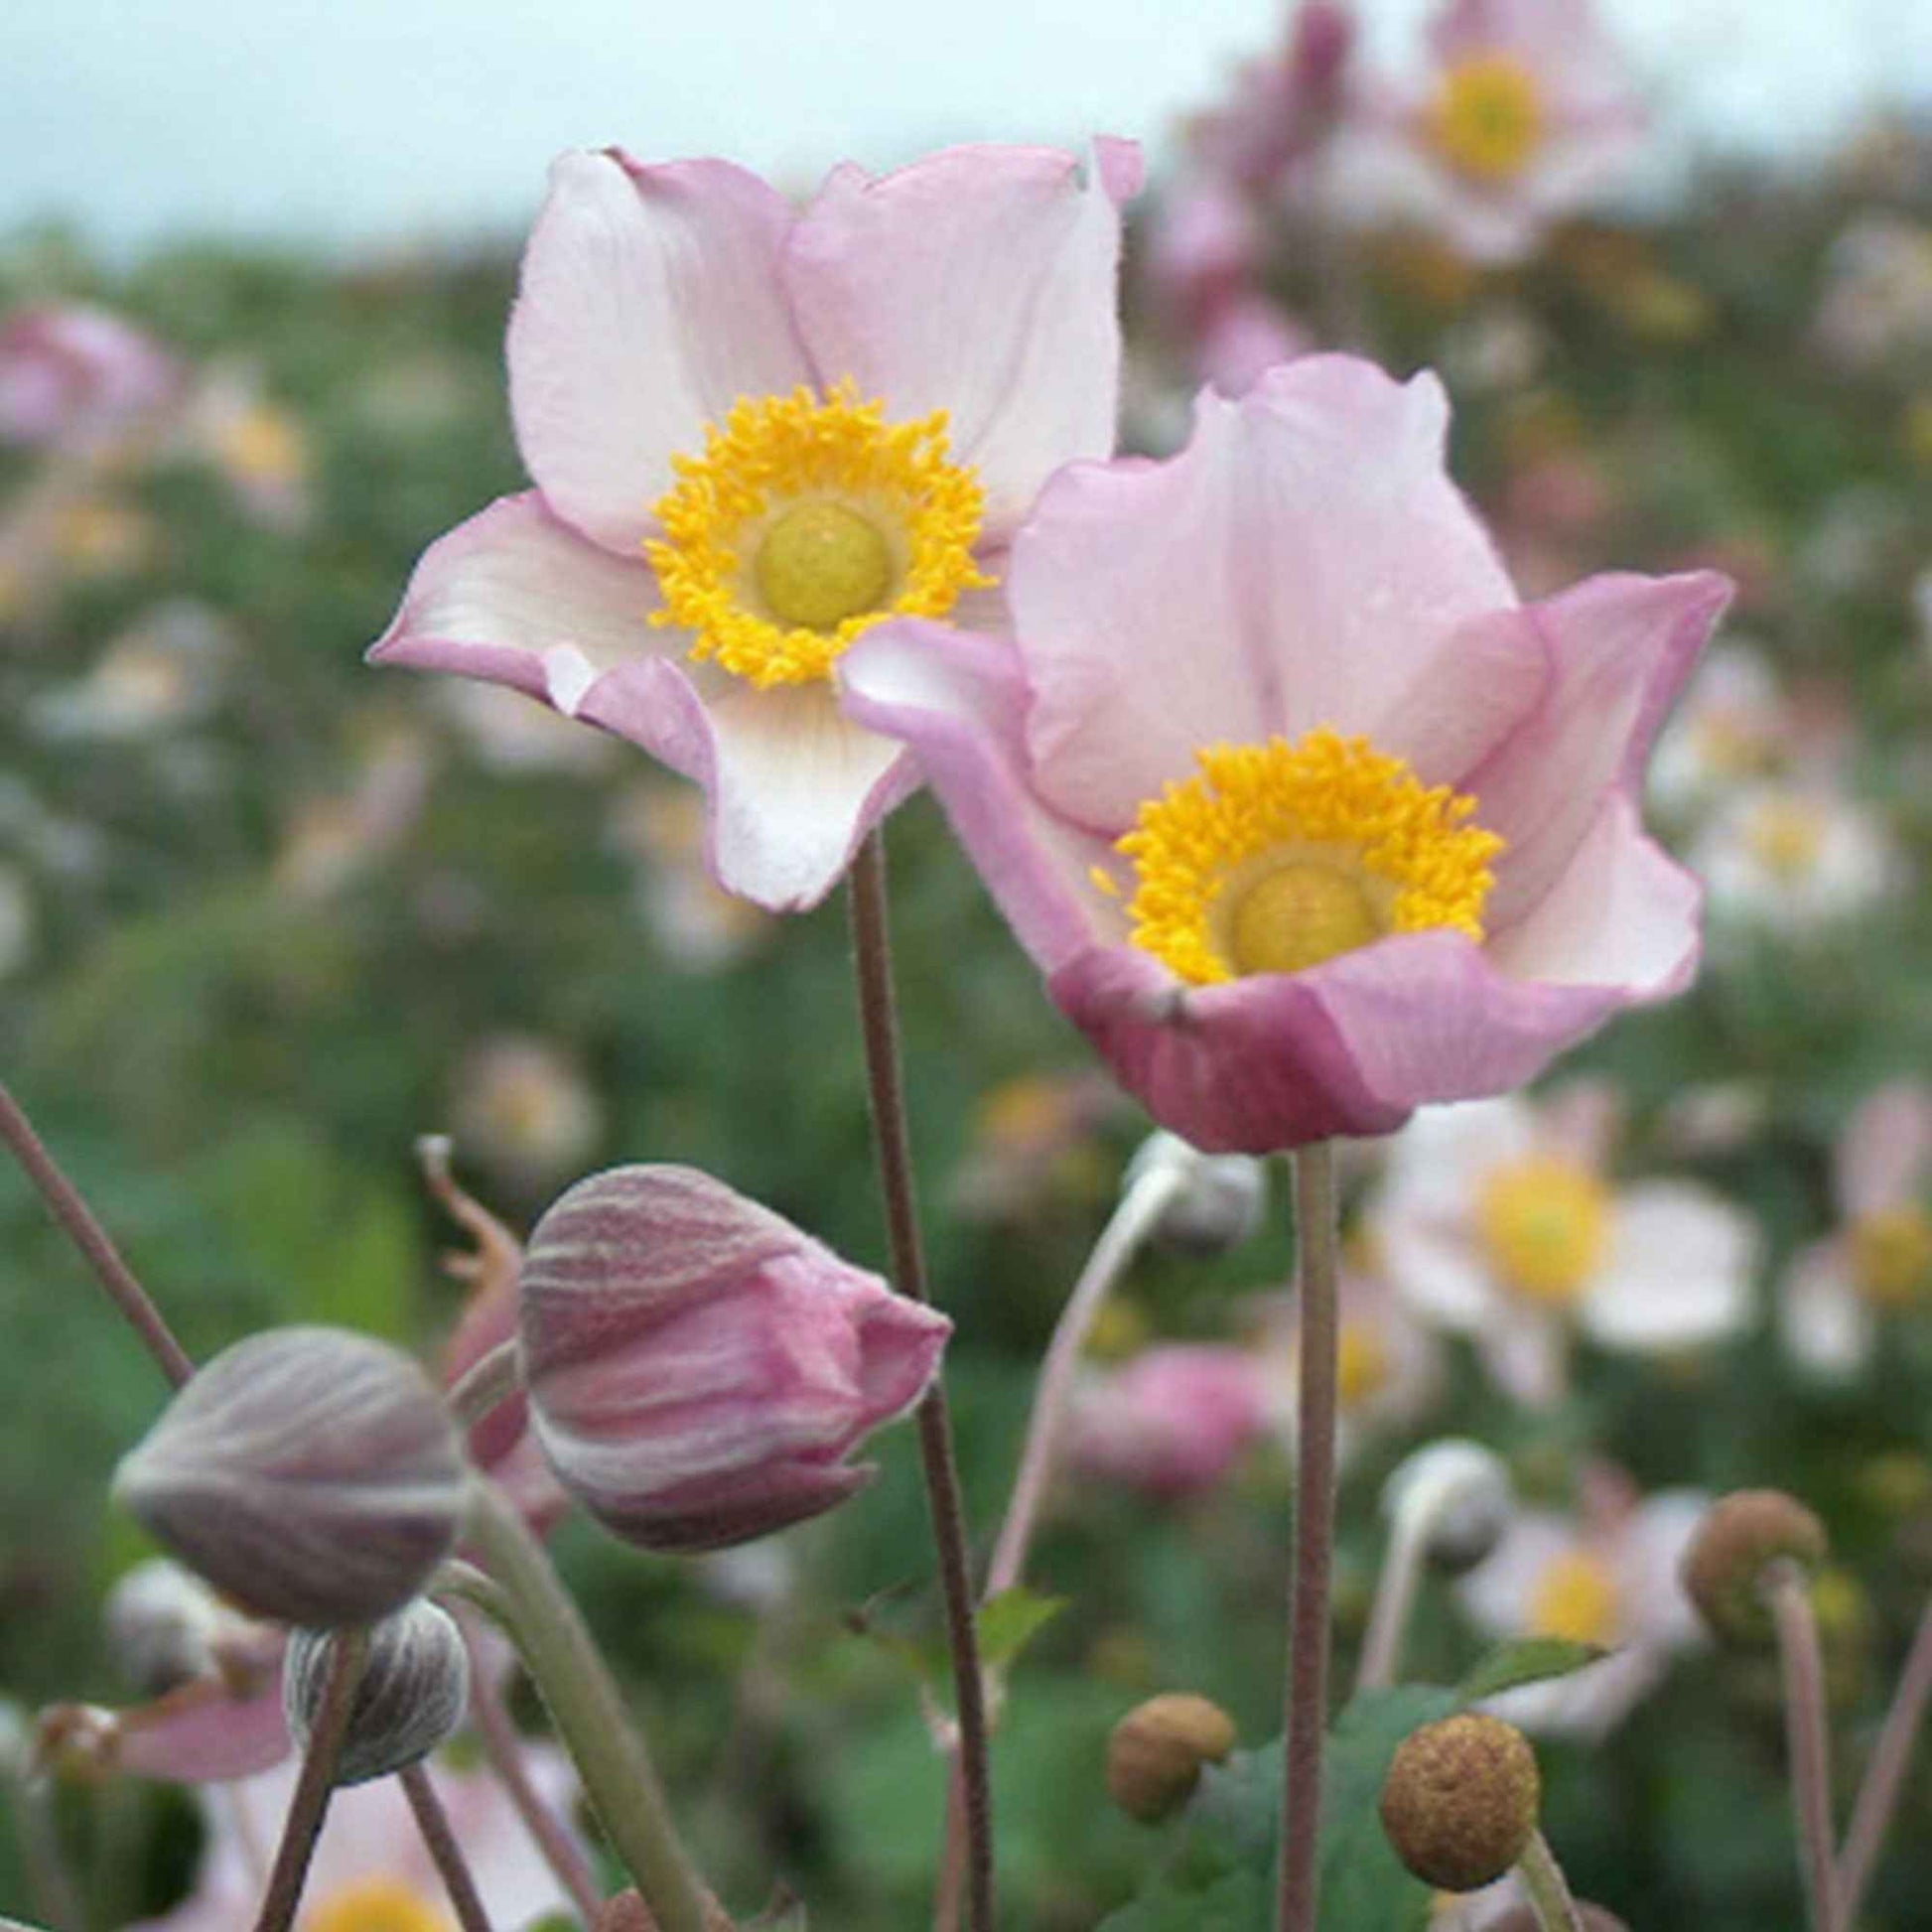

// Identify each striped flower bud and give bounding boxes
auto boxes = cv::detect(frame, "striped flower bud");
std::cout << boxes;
[113,1326,465,1626]
[284,1599,470,1785]
[519,1166,950,1553]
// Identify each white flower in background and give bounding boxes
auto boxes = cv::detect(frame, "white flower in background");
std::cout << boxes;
[450,1035,603,1187]
[1782,1083,1932,1381]
[1373,1089,1757,1408]
[1647,641,1792,823]
[1812,214,1932,371]
[272,719,434,902]
[435,679,616,776]
[1458,1469,1709,1738]
[1690,779,1901,937]
[29,600,234,743]
[608,780,774,973]
[180,363,313,531]
[130,1744,584,1932]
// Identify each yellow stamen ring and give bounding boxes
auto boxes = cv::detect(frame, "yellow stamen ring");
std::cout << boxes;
[1427,53,1547,185]
[1112,729,1503,986]
[644,382,992,689]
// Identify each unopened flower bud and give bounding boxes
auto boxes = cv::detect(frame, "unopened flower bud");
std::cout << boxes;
[1682,1489,1829,1646]
[1125,1132,1266,1257]
[113,1326,466,1626]
[104,1559,231,1697]
[520,1166,950,1553]
[1380,1714,1540,1891]
[1105,1692,1237,1823]
[1383,1440,1514,1574]
[284,1599,469,1785]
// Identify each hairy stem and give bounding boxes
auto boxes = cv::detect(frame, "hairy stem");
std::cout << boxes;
[1769,1561,1843,1932]
[461,1479,711,1932]
[847,829,995,1932]
[1515,1830,1586,1932]
[0,1076,193,1389]
[1839,1587,1932,1922]
[402,1762,496,1932]
[1276,1141,1340,1932]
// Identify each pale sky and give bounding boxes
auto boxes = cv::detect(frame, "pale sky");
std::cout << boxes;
[4,0,1930,257]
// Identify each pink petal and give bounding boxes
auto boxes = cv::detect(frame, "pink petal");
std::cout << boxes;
[507,151,810,555]
[839,620,1119,968]
[367,491,668,696]
[576,664,915,911]
[1468,570,1731,929]
[783,141,1139,533]
[116,1677,292,1783]
[1837,1082,1932,1218]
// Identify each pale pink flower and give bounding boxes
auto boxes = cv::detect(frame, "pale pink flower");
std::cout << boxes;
[1193,295,1315,399]
[1782,1083,1932,1381]
[842,358,1726,1155]
[1372,1091,1756,1407]
[1185,1,1357,195]
[370,142,1139,911]
[1342,0,1646,264]
[0,304,179,448]
[1458,1472,1709,1738]
[1068,1343,1273,1500]
[130,1745,584,1932]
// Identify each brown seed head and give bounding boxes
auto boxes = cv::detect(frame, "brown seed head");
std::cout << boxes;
[1681,1489,1829,1646]
[1379,1713,1540,1891]
[1105,1692,1238,1823]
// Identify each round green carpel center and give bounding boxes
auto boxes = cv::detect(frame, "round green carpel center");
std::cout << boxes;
[753,499,895,632]
[1225,860,1384,978]
[1429,54,1547,184]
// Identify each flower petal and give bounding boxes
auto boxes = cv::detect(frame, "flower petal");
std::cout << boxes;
[367,491,667,695]
[1837,1083,1932,1218]
[507,151,810,554]
[1779,1241,1874,1382]
[1469,570,1731,929]
[575,664,914,912]
[784,141,1139,533]
[1577,1182,1758,1352]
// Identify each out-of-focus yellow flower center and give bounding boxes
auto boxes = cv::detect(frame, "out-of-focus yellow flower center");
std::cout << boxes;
[1743,796,1825,881]
[1475,1157,1610,1305]
[1108,730,1502,986]
[1336,1319,1391,1409]
[1529,1549,1619,1646]
[304,1878,450,1932]
[1849,1205,1932,1310]
[1428,54,1547,184]
[645,382,990,689]
[217,404,308,485]
[1693,715,1774,780]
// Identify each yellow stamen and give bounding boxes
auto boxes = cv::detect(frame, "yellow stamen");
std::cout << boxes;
[304,1878,451,1932]
[1529,1549,1618,1647]
[1849,1205,1932,1311]
[1428,54,1547,184]
[645,382,991,689]
[1114,729,1502,986]
[1336,1319,1391,1408]
[1474,1157,1610,1306]
[1744,797,1824,881]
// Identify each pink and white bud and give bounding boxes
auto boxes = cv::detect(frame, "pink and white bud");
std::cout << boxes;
[112,1327,466,1627]
[519,1166,950,1552]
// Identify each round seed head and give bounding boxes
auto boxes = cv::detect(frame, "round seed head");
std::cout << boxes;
[1681,1489,1829,1646]
[1380,1713,1540,1892]
[1106,1692,1239,1823]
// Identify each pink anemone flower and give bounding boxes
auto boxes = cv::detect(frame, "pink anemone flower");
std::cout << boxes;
[841,357,1726,1155]
[369,141,1139,911]
[1350,0,1647,265]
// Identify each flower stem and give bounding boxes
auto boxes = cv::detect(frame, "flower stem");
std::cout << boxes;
[453,1603,606,1925]
[847,829,995,1932]
[402,1762,496,1932]
[460,1478,712,1932]
[0,1076,194,1389]
[253,1627,368,1932]
[1768,1560,1844,1932]
[1276,1140,1340,1932]
[1515,1830,1585,1932]
[1355,1506,1431,1695]
[1839,1587,1932,1922]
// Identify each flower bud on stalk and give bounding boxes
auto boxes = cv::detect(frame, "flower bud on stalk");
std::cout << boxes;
[1383,1440,1514,1575]
[1123,1132,1267,1257]
[1681,1489,1829,1645]
[1380,1713,1540,1891]
[113,1326,465,1626]
[1106,1693,1238,1823]
[519,1166,950,1553]
[284,1599,470,1786]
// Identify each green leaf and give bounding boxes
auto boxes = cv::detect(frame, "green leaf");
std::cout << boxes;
[1456,1637,1609,1705]
[1097,1866,1272,1930]
[975,1586,1067,1672]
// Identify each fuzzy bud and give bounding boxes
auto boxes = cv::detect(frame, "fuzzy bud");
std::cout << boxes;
[113,1326,465,1626]
[1105,1693,1238,1823]
[1382,1440,1514,1574]
[1125,1132,1267,1257]
[1682,1489,1829,1646]
[1379,1714,1540,1892]
[520,1166,950,1553]
[284,1598,469,1785]
[104,1559,234,1698]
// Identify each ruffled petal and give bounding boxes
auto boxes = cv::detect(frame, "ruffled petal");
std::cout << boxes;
[839,619,1119,970]
[1469,570,1731,928]
[367,491,668,694]
[784,141,1140,533]
[1577,1182,1758,1352]
[574,664,914,912]
[507,151,810,555]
